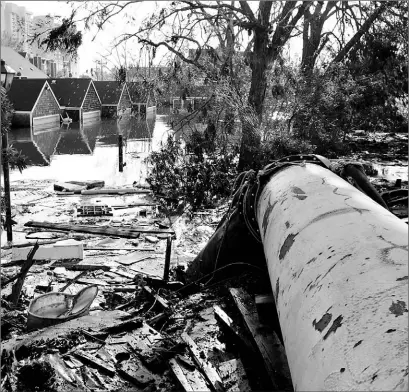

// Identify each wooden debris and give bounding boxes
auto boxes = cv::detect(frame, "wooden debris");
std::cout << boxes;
[84,247,155,251]
[218,358,251,392]
[213,305,254,351]
[229,288,293,391]
[145,236,159,244]
[59,271,88,292]
[112,285,138,292]
[77,278,109,286]
[25,220,175,238]
[169,358,209,391]
[117,357,154,387]
[54,180,104,193]
[52,263,110,272]
[100,316,143,334]
[81,188,151,195]
[73,350,116,376]
[143,286,169,310]
[163,236,172,281]
[116,253,155,266]
[181,332,224,392]
[77,205,113,217]
[111,268,135,280]
[175,354,196,371]
[10,242,39,306]
[255,294,276,325]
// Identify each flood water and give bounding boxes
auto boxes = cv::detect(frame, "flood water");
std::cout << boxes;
[7,114,172,187]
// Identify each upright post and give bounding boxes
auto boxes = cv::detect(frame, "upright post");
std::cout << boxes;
[163,236,172,281]
[118,134,124,172]
[256,163,408,391]
[2,131,13,243]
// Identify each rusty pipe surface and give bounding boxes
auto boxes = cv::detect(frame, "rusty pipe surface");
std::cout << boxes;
[256,163,408,391]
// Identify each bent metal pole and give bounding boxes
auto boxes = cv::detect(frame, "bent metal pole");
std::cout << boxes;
[256,163,408,391]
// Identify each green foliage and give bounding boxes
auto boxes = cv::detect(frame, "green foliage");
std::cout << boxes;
[1,87,27,173]
[146,134,238,210]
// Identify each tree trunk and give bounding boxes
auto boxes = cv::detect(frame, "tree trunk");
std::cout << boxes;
[238,27,271,171]
[257,163,408,391]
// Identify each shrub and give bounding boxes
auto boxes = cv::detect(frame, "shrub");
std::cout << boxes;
[146,134,238,210]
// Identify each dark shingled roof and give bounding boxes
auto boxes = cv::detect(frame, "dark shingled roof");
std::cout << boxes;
[7,79,48,111]
[127,82,150,103]
[94,81,125,105]
[48,78,94,108]
[1,46,48,78]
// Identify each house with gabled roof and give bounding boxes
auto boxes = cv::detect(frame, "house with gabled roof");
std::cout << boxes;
[8,79,61,128]
[93,81,132,118]
[126,81,156,117]
[48,78,101,122]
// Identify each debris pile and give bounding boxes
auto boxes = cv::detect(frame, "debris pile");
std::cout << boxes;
[1,181,293,392]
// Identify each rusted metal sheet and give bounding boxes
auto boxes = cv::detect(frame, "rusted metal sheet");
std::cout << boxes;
[257,163,408,391]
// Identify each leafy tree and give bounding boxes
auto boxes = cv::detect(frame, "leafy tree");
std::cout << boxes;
[1,87,27,173]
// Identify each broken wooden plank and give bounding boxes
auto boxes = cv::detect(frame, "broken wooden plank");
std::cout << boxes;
[170,358,209,391]
[117,357,154,387]
[143,286,169,310]
[84,247,155,251]
[54,180,104,193]
[73,350,115,376]
[218,358,251,392]
[51,263,110,272]
[25,221,175,238]
[59,271,88,292]
[81,188,151,195]
[10,243,39,306]
[229,288,293,391]
[213,305,254,351]
[100,316,143,334]
[181,332,224,392]
[116,253,155,266]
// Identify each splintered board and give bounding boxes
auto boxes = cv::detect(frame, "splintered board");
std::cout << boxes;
[229,288,293,391]
[24,221,175,239]
[77,205,113,217]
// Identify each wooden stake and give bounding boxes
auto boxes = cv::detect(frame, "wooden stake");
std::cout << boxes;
[163,236,172,281]
[10,242,40,306]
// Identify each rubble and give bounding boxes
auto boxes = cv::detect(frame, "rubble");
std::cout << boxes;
[1,146,406,392]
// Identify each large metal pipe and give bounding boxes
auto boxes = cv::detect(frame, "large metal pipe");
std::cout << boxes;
[256,163,408,391]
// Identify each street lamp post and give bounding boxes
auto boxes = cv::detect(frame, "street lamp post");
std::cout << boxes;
[1,59,16,243]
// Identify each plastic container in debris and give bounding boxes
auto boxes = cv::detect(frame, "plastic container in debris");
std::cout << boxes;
[27,285,98,331]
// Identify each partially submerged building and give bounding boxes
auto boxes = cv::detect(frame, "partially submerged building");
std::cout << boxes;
[127,81,156,116]
[93,81,132,118]
[8,79,61,128]
[48,78,101,122]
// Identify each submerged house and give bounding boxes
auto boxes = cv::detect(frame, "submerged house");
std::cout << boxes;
[48,78,101,122]
[8,79,61,128]
[93,81,132,118]
[127,81,156,116]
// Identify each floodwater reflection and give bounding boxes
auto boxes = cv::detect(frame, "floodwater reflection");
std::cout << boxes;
[8,115,169,187]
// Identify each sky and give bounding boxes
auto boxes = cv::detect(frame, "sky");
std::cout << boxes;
[14,1,308,75]
[17,0,157,74]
